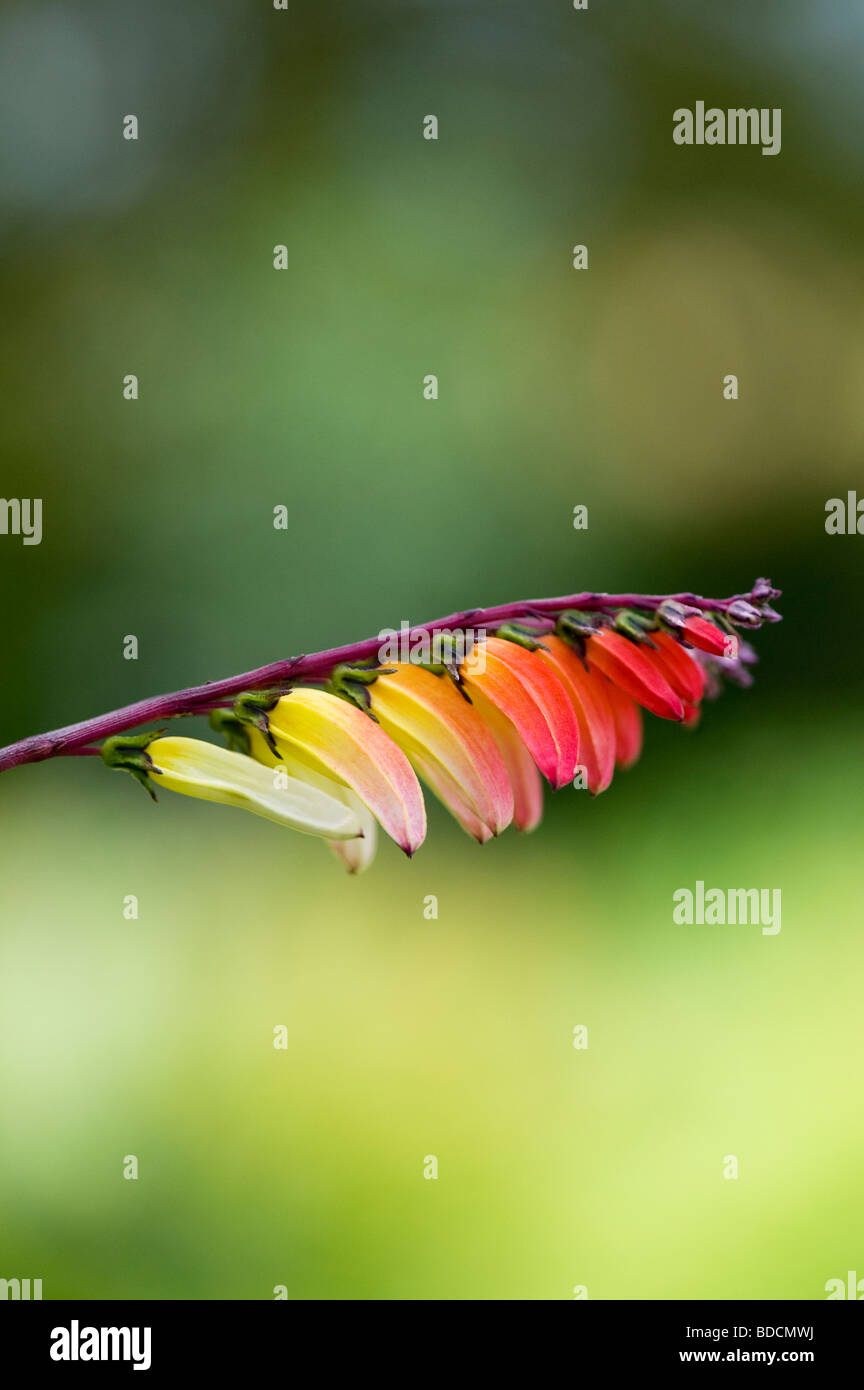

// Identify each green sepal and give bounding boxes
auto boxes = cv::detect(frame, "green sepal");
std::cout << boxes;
[492,622,549,653]
[339,680,378,719]
[100,730,163,802]
[208,708,252,756]
[612,608,658,646]
[326,662,395,720]
[555,609,601,664]
[328,661,390,688]
[232,691,283,758]
[127,766,158,802]
[556,609,600,640]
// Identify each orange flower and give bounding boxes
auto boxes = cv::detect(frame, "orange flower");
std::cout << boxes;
[459,636,581,788]
[368,663,514,841]
[602,680,644,770]
[535,635,616,794]
[464,686,544,831]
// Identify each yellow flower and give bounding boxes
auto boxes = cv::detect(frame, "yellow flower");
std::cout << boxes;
[260,688,427,856]
[146,736,362,840]
[249,731,378,873]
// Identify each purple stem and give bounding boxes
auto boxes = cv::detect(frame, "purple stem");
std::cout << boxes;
[0,583,774,773]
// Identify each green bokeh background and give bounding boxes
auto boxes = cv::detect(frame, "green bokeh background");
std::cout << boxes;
[1,0,862,1299]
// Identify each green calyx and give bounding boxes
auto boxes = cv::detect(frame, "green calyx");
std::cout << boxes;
[492,621,549,653]
[101,729,164,801]
[326,662,394,719]
[232,690,283,757]
[208,708,252,756]
[555,609,600,661]
[611,608,658,646]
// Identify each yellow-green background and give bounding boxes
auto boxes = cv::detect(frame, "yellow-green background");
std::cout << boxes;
[1,0,861,1299]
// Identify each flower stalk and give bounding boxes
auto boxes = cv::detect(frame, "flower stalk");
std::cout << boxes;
[0,580,780,775]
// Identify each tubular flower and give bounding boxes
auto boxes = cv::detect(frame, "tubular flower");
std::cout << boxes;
[601,679,643,770]
[682,614,738,659]
[644,630,705,706]
[326,792,378,873]
[585,628,685,721]
[282,748,379,873]
[262,688,427,857]
[367,663,514,840]
[107,735,364,839]
[244,732,379,873]
[535,634,616,794]
[458,636,581,789]
[463,685,544,832]
[54,580,779,871]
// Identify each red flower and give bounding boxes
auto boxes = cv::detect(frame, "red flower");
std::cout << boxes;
[682,615,738,659]
[586,629,684,721]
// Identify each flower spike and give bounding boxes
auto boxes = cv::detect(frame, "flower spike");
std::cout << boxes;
[0,579,780,872]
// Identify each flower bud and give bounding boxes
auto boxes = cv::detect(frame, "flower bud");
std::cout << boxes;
[681,615,738,659]
[727,600,762,627]
[657,600,688,630]
[751,577,781,601]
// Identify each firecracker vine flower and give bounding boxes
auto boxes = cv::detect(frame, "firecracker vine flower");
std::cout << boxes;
[0,580,781,872]
[119,733,365,841]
